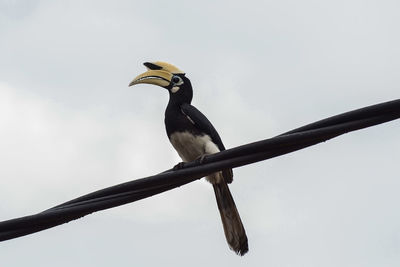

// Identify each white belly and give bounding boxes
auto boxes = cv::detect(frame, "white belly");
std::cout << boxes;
[169,131,220,162]
[170,131,223,184]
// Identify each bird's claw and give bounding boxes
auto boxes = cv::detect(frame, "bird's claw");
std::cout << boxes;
[195,155,207,164]
[173,162,186,171]
[173,155,207,171]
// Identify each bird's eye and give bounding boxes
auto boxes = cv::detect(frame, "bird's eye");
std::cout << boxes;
[172,76,181,84]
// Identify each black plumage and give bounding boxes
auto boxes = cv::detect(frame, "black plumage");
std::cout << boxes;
[130,62,248,255]
[164,76,233,184]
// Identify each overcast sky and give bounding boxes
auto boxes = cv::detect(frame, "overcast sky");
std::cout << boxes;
[1,0,399,266]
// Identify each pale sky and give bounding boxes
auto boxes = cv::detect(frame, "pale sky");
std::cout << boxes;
[1,0,399,266]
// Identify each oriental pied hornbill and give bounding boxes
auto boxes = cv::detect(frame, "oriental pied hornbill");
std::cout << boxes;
[129,61,248,256]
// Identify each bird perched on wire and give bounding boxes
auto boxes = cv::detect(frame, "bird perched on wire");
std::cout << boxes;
[129,61,248,255]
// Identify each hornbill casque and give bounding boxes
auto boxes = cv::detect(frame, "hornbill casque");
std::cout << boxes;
[129,61,248,256]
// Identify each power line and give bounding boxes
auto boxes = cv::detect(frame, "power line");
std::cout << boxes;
[0,99,399,242]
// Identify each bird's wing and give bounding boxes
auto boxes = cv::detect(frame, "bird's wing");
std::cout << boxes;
[180,103,226,151]
[181,103,233,183]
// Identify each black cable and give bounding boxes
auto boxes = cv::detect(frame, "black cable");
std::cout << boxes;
[0,99,399,242]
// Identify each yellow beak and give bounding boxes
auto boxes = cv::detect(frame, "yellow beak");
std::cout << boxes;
[128,69,173,87]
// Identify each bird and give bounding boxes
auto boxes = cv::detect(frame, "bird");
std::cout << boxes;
[129,61,248,256]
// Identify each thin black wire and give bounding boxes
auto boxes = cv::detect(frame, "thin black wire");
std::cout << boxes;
[0,99,399,242]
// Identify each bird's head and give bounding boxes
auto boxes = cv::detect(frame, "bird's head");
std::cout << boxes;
[129,61,193,103]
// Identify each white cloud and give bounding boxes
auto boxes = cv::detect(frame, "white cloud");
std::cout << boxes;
[0,82,172,212]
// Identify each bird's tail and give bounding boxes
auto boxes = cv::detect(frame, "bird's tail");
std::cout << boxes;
[212,181,248,256]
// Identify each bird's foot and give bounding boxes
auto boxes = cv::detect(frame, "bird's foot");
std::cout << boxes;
[173,162,186,171]
[195,154,207,164]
